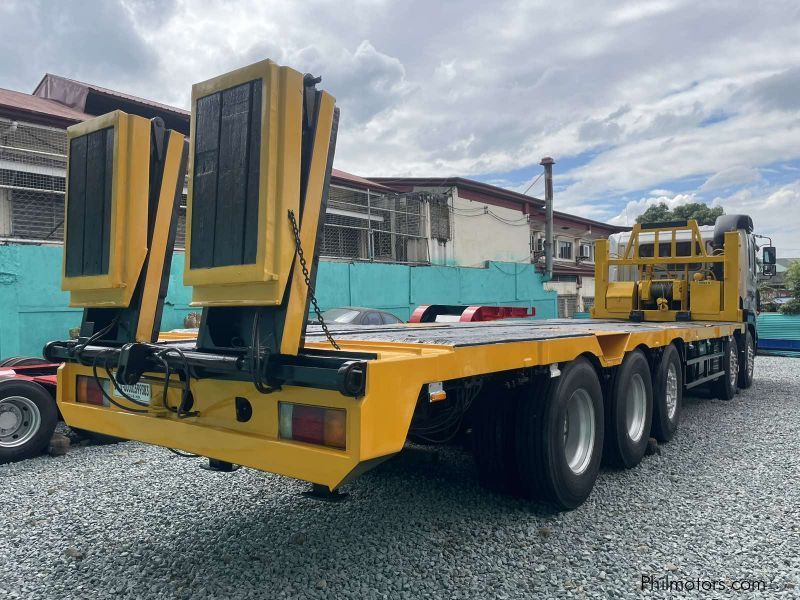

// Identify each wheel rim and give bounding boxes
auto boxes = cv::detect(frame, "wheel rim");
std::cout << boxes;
[626,373,647,442]
[729,341,738,388]
[0,396,41,448]
[563,388,595,475]
[747,337,754,380]
[665,363,678,420]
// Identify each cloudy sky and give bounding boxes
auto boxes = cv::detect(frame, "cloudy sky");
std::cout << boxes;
[2,0,799,252]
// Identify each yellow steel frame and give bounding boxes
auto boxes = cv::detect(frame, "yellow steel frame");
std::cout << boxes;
[135,129,186,341]
[62,111,151,308]
[280,92,335,354]
[184,60,305,307]
[592,220,742,322]
[57,319,742,489]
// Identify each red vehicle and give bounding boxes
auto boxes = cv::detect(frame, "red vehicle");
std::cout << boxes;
[0,358,60,463]
[409,304,535,323]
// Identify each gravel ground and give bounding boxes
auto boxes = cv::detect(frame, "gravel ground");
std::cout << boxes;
[1,356,799,599]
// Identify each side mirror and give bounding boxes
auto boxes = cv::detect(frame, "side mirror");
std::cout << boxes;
[762,246,777,276]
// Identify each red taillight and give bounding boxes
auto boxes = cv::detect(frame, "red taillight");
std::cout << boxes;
[76,376,105,406]
[279,403,346,449]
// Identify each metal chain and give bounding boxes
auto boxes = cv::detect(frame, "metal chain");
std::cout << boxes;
[288,209,340,350]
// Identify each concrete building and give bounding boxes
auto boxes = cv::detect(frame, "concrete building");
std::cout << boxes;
[373,177,626,316]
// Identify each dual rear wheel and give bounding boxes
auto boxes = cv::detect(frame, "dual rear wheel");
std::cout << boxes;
[473,358,605,510]
[473,344,684,510]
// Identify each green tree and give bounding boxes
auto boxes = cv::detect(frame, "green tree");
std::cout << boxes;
[783,261,800,296]
[636,203,671,224]
[780,261,800,315]
[636,202,724,226]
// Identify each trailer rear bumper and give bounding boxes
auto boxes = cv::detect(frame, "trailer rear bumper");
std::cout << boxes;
[55,350,445,489]
[58,397,363,487]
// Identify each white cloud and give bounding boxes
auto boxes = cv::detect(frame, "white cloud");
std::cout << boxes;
[699,166,762,192]
[606,1,681,26]
[557,109,800,209]
[608,192,698,226]
[2,0,800,241]
[711,181,800,256]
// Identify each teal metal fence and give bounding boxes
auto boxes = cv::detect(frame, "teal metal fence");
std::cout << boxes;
[757,312,800,356]
[0,246,557,359]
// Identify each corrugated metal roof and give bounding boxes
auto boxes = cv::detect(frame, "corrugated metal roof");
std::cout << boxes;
[331,169,395,192]
[0,87,92,125]
[33,73,189,118]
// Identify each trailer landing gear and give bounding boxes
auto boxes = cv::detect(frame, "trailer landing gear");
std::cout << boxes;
[201,458,241,472]
[302,483,348,503]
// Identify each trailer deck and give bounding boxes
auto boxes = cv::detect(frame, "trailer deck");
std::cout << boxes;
[305,318,740,348]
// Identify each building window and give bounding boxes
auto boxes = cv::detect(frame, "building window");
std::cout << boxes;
[320,185,429,263]
[558,294,578,318]
[428,194,451,241]
[558,240,573,260]
[553,274,578,283]
[579,242,593,261]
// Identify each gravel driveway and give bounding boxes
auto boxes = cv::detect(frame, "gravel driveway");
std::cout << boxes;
[1,356,798,599]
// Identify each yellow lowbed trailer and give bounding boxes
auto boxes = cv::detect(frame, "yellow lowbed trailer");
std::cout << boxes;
[45,59,775,510]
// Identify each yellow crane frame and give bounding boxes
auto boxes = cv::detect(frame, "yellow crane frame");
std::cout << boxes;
[591,220,742,322]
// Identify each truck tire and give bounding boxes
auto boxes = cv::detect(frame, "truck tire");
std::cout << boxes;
[711,336,738,401]
[0,356,49,368]
[604,349,653,468]
[737,329,755,389]
[0,381,58,464]
[515,358,604,510]
[472,383,521,492]
[651,344,682,442]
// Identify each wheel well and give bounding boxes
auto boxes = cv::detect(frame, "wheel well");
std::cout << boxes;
[633,344,653,369]
[733,324,754,346]
[669,338,686,362]
[578,352,604,381]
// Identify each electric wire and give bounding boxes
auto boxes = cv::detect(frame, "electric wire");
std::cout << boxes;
[167,448,200,458]
[408,381,483,444]
[156,346,198,418]
[250,310,273,394]
[72,316,120,361]
[102,354,150,408]
[90,351,149,414]
[522,171,544,196]
[90,347,201,458]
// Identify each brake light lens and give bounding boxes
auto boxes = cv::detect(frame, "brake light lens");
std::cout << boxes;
[279,403,346,449]
[76,376,105,406]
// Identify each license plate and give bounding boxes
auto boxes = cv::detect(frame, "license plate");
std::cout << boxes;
[107,379,152,404]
